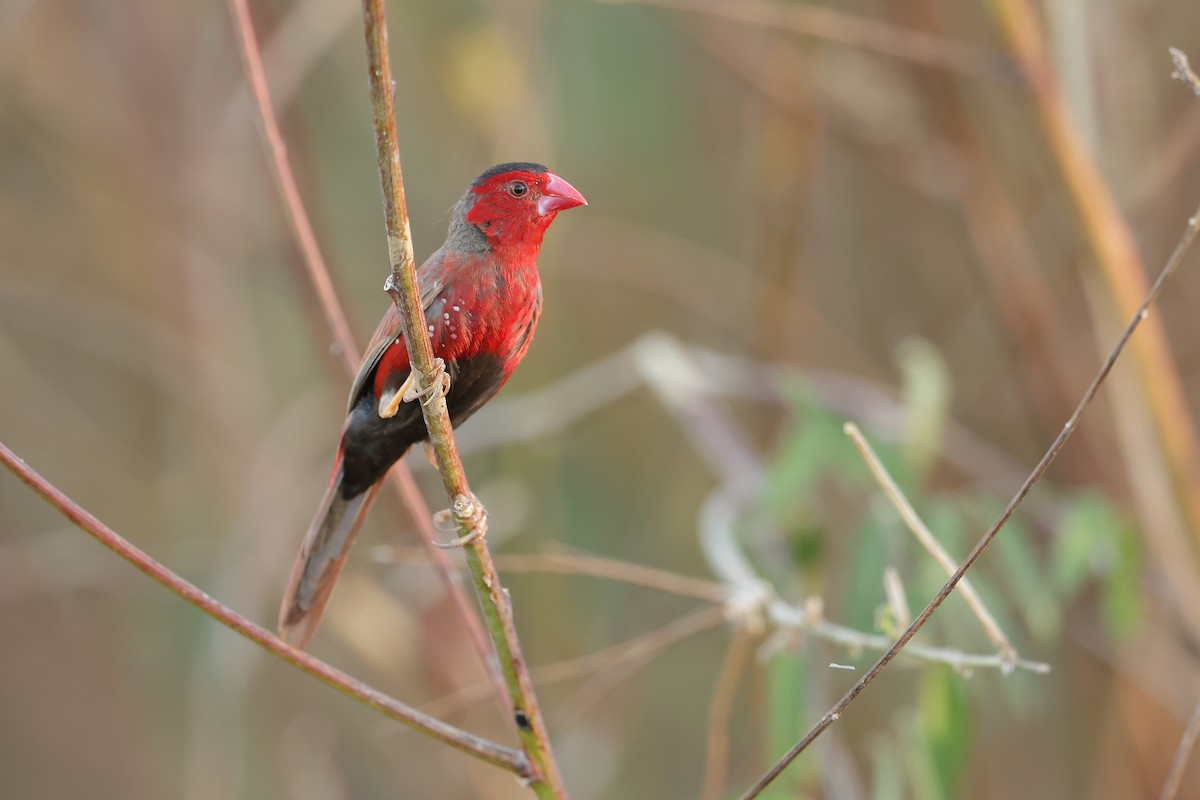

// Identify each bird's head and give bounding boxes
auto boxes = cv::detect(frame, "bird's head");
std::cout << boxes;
[458,162,586,256]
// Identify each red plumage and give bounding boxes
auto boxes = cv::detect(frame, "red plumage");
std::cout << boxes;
[279,163,585,646]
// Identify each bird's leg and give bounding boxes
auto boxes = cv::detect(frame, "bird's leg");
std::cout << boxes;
[377,358,451,419]
[431,493,488,548]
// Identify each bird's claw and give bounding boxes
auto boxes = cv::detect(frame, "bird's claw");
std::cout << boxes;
[431,493,488,549]
[378,359,451,418]
[404,358,451,408]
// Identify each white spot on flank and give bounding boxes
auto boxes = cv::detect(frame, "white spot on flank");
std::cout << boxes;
[451,333,457,338]
[452,305,460,312]
[443,312,450,320]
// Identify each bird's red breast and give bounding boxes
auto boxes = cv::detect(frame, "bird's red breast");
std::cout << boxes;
[364,166,584,406]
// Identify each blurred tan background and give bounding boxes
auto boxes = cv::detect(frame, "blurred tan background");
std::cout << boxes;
[3,0,1200,798]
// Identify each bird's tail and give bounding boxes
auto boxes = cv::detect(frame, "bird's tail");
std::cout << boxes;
[278,460,383,647]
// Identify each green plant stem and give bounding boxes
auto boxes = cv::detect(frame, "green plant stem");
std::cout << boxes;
[359,2,566,797]
[0,440,528,776]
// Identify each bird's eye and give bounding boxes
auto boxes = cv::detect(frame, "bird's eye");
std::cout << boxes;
[508,181,528,197]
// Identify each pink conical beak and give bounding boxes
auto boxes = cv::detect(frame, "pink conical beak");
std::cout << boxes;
[538,173,587,216]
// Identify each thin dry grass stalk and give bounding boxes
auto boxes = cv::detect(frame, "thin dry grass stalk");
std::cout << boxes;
[701,627,754,800]
[378,545,728,602]
[845,422,1018,666]
[1159,699,1200,800]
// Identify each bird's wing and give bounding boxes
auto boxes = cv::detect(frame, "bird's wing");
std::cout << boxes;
[345,252,447,412]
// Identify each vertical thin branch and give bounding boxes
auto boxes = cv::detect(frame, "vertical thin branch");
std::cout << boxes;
[738,201,1200,799]
[223,0,504,704]
[358,2,566,797]
[225,0,355,359]
[701,627,754,800]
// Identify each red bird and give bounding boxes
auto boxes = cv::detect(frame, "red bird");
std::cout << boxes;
[279,163,586,646]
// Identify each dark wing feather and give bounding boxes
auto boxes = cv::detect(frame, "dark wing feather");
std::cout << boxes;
[345,253,447,411]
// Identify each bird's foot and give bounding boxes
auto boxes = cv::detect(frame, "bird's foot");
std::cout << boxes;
[405,358,451,408]
[378,359,451,418]
[431,493,488,549]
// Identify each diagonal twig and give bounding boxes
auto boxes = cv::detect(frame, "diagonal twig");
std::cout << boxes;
[377,544,729,602]
[844,422,1018,666]
[0,440,528,777]
[1160,698,1200,800]
[592,0,1002,77]
[418,605,727,721]
[1170,47,1200,95]
[359,1,565,796]
[737,198,1200,800]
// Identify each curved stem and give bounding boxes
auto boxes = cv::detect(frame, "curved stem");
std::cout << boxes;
[0,440,528,777]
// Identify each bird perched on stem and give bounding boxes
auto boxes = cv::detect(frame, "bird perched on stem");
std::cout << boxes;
[279,162,586,647]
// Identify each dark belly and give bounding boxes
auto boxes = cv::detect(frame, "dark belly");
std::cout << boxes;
[339,353,507,498]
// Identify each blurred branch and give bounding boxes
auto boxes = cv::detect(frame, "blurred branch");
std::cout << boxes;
[1171,48,1200,95]
[537,605,726,703]
[0,440,529,776]
[738,178,1200,800]
[225,0,355,359]
[376,545,728,602]
[701,627,754,800]
[698,485,1050,675]
[844,422,1018,667]
[1160,699,1200,800]
[594,0,1002,77]
[986,8,1200,586]
[420,605,727,720]
[359,1,564,796]
[629,334,1051,676]
[470,337,1056,519]
[222,0,503,703]
[639,334,1052,673]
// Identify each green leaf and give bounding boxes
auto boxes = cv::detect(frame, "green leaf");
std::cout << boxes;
[842,515,898,632]
[897,338,952,482]
[869,736,906,800]
[1052,492,1118,596]
[1101,523,1142,639]
[989,511,1061,643]
[761,652,813,799]
[916,667,972,798]
[764,393,857,518]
